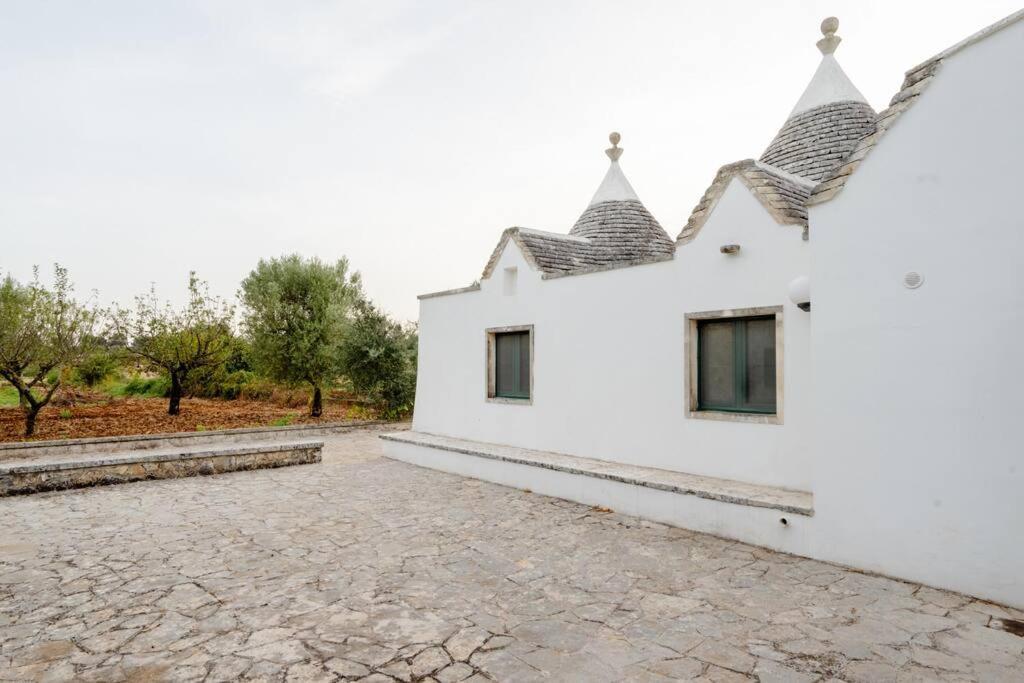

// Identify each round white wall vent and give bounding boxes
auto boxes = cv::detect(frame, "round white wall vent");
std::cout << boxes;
[903,271,924,289]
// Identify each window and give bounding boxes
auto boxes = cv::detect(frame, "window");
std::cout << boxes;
[698,317,776,412]
[686,307,782,423]
[487,326,533,402]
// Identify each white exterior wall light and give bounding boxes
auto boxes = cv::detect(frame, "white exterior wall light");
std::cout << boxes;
[788,275,810,312]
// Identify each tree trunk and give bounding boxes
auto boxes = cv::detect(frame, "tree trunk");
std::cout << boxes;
[310,385,323,417]
[169,373,182,416]
[24,406,39,437]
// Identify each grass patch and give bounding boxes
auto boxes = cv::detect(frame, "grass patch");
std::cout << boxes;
[107,375,170,398]
[0,385,19,408]
[269,414,298,427]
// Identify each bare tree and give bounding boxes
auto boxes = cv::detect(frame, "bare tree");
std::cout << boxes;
[0,266,97,436]
[110,273,234,416]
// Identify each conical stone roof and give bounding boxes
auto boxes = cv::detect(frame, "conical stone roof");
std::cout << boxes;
[759,18,876,183]
[569,133,674,257]
[680,17,874,242]
[482,133,674,279]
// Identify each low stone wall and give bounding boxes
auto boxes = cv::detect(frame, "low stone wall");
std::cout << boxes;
[0,442,322,496]
[0,421,384,461]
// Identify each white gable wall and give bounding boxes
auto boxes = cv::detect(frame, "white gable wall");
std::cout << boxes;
[808,19,1024,607]
[414,179,813,490]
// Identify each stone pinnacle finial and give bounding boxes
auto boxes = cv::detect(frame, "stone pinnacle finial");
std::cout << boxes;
[817,16,841,55]
[605,131,623,161]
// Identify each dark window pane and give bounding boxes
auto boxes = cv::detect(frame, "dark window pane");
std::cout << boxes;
[744,318,776,410]
[495,331,530,398]
[495,333,517,396]
[518,333,530,396]
[699,321,735,407]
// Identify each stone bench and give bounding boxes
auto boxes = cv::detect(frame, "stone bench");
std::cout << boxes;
[381,431,812,516]
[0,441,323,496]
[0,421,380,462]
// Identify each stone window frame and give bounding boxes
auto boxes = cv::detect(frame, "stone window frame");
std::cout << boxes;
[684,306,783,425]
[486,325,534,405]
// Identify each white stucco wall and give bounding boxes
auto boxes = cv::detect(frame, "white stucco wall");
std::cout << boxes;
[405,16,1024,609]
[414,179,813,490]
[808,19,1024,607]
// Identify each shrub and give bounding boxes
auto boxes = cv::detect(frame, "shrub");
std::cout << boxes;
[118,375,171,398]
[186,368,255,400]
[183,335,255,400]
[339,300,417,420]
[73,351,120,387]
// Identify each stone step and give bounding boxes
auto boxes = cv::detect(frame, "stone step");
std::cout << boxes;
[0,441,323,496]
[381,431,813,516]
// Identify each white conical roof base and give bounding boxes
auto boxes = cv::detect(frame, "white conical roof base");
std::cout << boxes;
[589,161,640,206]
[789,55,868,117]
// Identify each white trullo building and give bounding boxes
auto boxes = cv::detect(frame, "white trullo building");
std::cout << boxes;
[383,12,1024,608]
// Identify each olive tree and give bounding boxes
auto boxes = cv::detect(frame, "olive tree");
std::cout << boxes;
[240,255,361,417]
[0,266,97,436]
[110,273,234,415]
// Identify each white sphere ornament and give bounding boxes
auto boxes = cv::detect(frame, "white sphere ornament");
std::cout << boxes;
[788,275,811,311]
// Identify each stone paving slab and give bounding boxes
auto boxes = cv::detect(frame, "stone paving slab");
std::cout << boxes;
[383,431,813,516]
[0,424,1022,681]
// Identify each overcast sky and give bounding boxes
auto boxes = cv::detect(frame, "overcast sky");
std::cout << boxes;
[2,1,1019,321]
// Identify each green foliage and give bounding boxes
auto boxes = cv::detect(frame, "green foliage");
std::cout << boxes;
[73,350,120,387]
[0,265,98,435]
[339,299,417,420]
[115,375,172,398]
[240,255,362,416]
[345,403,377,421]
[109,273,235,415]
[59,409,73,419]
[0,385,18,408]
[184,335,255,399]
[233,375,276,402]
[269,414,298,427]
[200,370,254,400]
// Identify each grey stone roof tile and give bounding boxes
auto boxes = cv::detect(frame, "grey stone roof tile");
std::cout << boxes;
[482,200,675,279]
[678,160,813,243]
[759,101,878,183]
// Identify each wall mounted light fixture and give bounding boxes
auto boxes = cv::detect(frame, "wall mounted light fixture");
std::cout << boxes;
[788,275,810,312]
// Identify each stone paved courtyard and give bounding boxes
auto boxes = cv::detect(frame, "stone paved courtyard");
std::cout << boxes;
[2,426,1023,682]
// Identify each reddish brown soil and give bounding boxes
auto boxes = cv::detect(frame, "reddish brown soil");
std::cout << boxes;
[0,397,368,443]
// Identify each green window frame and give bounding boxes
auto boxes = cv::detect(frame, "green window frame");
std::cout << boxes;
[494,330,531,399]
[697,315,777,414]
